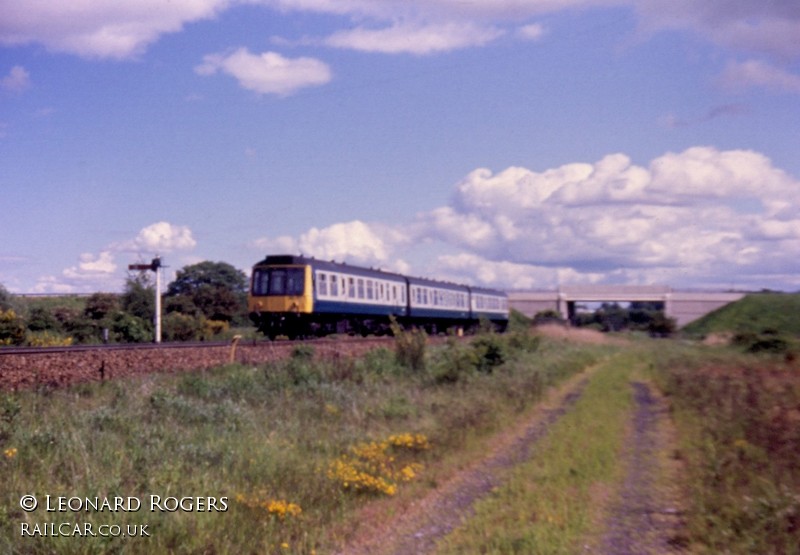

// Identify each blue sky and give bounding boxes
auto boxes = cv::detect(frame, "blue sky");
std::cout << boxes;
[2,0,799,294]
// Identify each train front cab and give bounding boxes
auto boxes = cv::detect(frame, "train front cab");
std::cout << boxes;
[248,261,314,338]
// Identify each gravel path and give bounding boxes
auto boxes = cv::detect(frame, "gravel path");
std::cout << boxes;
[338,373,593,555]
[598,381,687,554]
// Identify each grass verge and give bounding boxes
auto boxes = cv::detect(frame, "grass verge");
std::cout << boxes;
[649,343,800,554]
[0,332,612,554]
[434,350,637,554]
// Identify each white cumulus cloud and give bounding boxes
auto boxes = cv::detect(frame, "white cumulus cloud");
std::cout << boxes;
[195,48,332,96]
[36,222,198,293]
[63,251,117,279]
[256,146,800,290]
[130,221,197,253]
[253,220,412,271]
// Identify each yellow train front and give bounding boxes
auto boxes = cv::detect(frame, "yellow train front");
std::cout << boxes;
[248,256,315,339]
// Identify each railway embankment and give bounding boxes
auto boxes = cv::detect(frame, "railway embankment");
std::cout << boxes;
[0,338,398,390]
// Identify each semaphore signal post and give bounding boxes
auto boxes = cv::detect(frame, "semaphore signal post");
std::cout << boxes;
[128,257,162,343]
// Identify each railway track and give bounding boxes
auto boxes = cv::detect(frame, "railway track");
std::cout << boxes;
[0,335,393,356]
[0,336,404,391]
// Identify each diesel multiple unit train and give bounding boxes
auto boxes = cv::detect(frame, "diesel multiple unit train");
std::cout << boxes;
[248,255,509,339]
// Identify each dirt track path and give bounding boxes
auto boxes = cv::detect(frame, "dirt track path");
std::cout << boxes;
[337,336,688,555]
[337,366,596,555]
[597,380,687,554]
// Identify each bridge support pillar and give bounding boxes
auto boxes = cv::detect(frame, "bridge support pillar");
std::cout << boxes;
[558,294,569,322]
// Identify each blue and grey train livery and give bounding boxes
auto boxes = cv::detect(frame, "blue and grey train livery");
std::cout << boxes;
[248,255,508,339]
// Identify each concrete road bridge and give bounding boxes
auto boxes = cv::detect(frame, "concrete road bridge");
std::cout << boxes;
[508,285,746,327]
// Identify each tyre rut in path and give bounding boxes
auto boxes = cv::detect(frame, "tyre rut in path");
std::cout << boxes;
[338,373,592,555]
[598,381,686,554]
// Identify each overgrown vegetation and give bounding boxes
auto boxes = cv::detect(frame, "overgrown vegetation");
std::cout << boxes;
[650,346,800,554]
[0,332,609,553]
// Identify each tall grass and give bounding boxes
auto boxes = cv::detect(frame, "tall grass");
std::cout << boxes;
[0,333,610,554]
[650,344,800,554]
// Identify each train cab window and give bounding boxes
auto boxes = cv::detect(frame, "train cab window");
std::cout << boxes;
[252,270,270,296]
[261,268,305,296]
[318,273,328,296]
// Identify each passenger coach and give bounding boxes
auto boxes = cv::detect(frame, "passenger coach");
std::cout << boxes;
[248,255,508,339]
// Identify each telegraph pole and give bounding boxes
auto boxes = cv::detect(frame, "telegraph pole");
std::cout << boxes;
[128,257,163,343]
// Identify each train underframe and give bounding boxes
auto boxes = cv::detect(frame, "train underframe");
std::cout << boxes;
[251,312,506,340]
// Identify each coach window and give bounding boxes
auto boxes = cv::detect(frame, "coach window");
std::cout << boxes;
[330,275,338,296]
[348,277,355,298]
[318,273,328,296]
[366,280,374,300]
[357,278,365,299]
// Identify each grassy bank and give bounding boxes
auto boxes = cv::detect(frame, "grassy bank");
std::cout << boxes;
[0,332,611,554]
[649,344,800,554]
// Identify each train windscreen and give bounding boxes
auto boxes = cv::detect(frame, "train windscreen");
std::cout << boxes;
[252,268,305,296]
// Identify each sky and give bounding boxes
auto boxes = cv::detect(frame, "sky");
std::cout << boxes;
[1,0,799,294]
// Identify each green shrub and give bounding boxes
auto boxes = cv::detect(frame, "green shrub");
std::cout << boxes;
[0,309,26,346]
[111,311,153,343]
[390,318,427,371]
[431,338,481,384]
[162,312,202,341]
[471,334,506,373]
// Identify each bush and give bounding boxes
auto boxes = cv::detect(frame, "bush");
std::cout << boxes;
[471,335,506,374]
[390,318,427,371]
[163,312,202,341]
[26,331,73,347]
[111,312,153,343]
[0,309,26,346]
[733,328,790,354]
[431,339,481,384]
[26,307,63,333]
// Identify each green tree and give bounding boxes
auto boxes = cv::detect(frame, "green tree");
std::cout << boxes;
[121,274,155,324]
[166,261,248,323]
